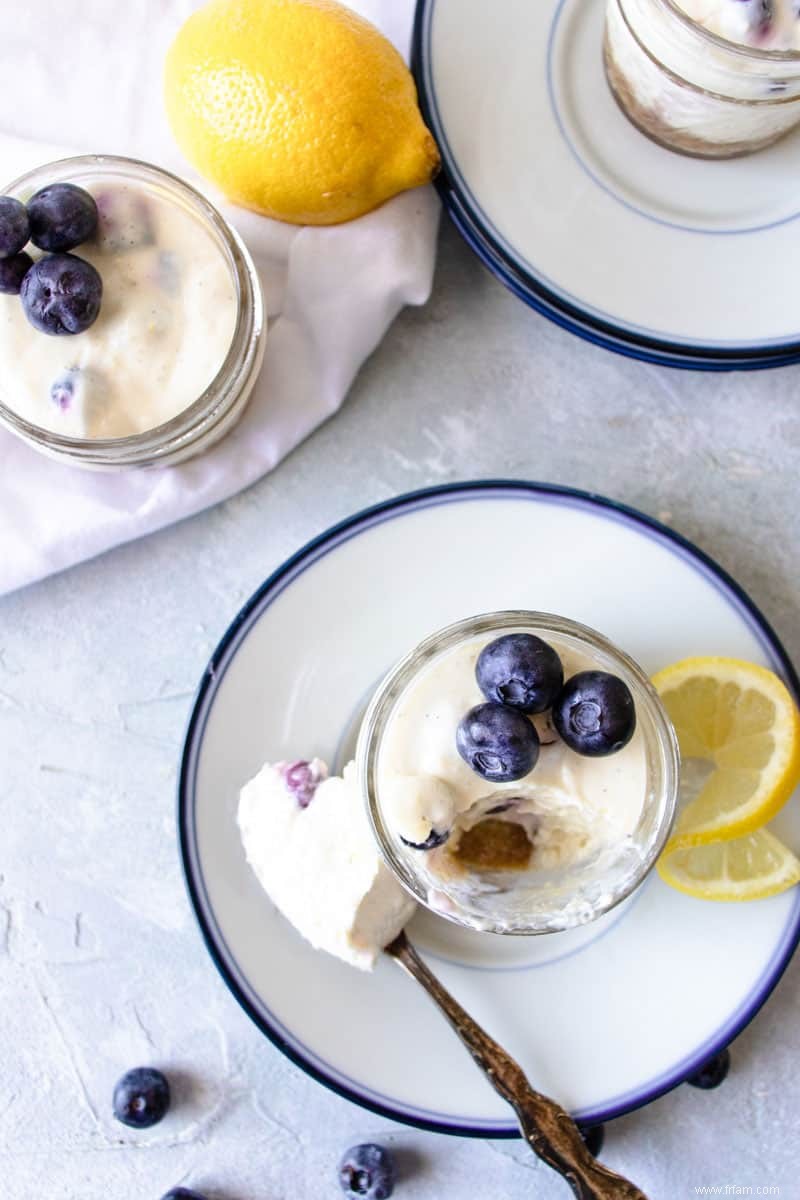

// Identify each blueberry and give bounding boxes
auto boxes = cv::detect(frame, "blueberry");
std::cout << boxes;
[579,1123,605,1157]
[50,367,80,412]
[20,253,102,335]
[400,827,450,851]
[457,702,539,783]
[0,251,33,295]
[28,183,98,252]
[687,1048,730,1090]
[476,633,564,714]
[161,1191,208,1200]
[553,672,636,757]
[280,760,326,808]
[338,1143,395,1199]
[112,1067,171,1128]
[0,196,30,258]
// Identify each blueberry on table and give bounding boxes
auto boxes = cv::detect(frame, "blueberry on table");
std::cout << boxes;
[457,701,539,783]
[0,196,30,258]
[579,1123,605,1158]
[20,253,102,335]
[112,1067,171,1128]
[553,671,636,757]
[161,1190,208,1200]
[0,251,33,295]
[28,182,98,252]
[339,1143,395,1199]
[476,633,564,713]
[687,1047,730,1090]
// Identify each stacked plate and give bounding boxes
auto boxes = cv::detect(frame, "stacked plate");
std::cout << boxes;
[412,0,800,370]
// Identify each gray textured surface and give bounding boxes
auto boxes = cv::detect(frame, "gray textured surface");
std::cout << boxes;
[2,219,800,1200]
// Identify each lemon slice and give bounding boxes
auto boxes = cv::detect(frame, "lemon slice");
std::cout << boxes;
[653,657,800,850]
[657,829,800,901]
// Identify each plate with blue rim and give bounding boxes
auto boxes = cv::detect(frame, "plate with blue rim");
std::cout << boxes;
[411,0,800,371]
[179,481,800,1135]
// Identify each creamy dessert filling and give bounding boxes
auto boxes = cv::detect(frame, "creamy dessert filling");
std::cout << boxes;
[0,179,237,438]
[238,759,415,970]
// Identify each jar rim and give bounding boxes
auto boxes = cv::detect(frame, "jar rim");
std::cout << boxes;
[0,153,265,466]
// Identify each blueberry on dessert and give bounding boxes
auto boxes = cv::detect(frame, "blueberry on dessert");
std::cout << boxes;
[20,253,102,335]
[50,368,81,412]
[338,1143,395,1199]
[112,1067,171,1128]
[161,1191,208,1200]
[28,182,98,252]
[457,701,540,782]
[0,196,31,258]
[280,759,327,808]
[400,827,450,851]
[0,251,33,295]
[553,671,636,757]
[476,633,564,713]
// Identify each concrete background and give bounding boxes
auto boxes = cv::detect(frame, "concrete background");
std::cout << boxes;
[2,215,800,1199]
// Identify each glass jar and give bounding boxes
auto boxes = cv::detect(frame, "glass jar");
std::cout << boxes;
[357,611,679,935]
[604,0,800,158]
[0,155,265,469]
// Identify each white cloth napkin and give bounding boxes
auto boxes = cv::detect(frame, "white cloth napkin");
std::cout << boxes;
[0,1,439,596]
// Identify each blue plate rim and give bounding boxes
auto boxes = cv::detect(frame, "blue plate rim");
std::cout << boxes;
[178,479,800,1137]
[410,0,800,372]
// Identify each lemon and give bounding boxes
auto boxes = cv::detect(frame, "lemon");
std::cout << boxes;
[653,656,800,851]
[164,0,440,225]
[657,828,800,901]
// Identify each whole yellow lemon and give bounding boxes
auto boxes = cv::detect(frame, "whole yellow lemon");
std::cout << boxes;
[164,0,440,225]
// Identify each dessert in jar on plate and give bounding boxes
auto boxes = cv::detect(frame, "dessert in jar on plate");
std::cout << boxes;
[237,611,679,967]
[604,0,800,157]
[0,155,264,468]
[360,612,679,935]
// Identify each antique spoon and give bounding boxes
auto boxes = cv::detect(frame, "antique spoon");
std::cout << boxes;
[385,931,648,1200]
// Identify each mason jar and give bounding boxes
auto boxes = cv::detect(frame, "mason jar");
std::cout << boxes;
[0,155,265,468]
[604,0,800,158]
[357,611,679,935]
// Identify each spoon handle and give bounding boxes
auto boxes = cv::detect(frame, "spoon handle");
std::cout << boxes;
[385,932,648,1200]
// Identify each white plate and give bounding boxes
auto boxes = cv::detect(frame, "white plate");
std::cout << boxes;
[412,0,800,369]
[179,482,800,1133]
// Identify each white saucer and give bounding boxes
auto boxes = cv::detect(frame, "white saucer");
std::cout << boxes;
[179,482,800,1133]
[412,0,800,369]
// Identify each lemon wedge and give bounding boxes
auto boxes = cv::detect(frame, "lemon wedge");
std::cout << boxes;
[164,0,440,225]
[657,828,800,901]
[653,656,800,851]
